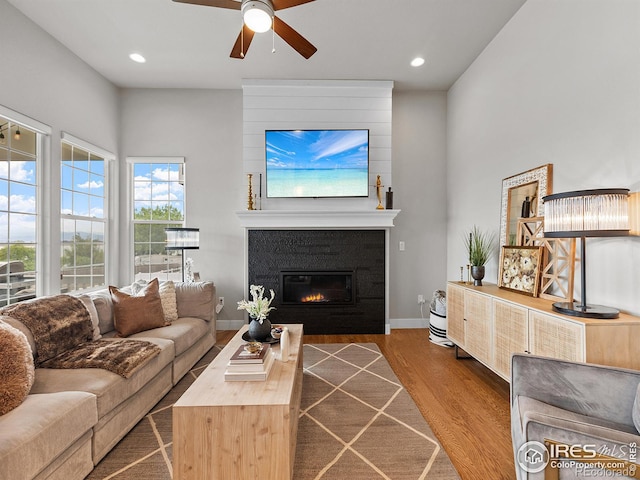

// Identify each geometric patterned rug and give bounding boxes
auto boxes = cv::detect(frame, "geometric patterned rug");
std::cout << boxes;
[87,343,459,479]
[294,344,459,480]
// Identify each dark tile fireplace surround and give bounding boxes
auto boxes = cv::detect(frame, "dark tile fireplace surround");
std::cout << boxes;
[248,230,385,334]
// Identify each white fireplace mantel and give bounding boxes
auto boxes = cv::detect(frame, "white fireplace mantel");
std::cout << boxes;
[235,209,401,229]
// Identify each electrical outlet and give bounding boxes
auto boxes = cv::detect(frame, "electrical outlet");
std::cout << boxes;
[418,294,426,304]
[215,296,224,315]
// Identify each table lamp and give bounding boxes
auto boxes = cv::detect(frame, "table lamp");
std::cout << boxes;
[543,188,629,319]
[165,227,200,282]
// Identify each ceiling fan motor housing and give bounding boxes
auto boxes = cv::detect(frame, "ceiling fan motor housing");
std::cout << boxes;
[242,0,274,33]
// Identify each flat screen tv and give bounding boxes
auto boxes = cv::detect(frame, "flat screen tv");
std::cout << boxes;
[265,129,369,198]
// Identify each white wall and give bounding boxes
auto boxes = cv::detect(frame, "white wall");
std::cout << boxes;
[391,91,448,325]
[0,0,120,294]
[118,88,245,328]
[447,0,640,315]
[242,79,393,211]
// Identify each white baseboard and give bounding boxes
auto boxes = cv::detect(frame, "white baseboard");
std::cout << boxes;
[390,317,429,329]
[216,319,245,331]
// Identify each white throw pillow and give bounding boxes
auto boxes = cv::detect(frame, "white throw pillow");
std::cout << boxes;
[131,279,179,323]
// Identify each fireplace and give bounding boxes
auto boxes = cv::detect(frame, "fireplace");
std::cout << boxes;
[281,271,355,306]
[247,230,385,334]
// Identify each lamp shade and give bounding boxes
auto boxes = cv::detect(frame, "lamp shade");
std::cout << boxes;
[165,228,200,250]
[242,0,273,33]
[542,188,629,319]
[543,188,630,238]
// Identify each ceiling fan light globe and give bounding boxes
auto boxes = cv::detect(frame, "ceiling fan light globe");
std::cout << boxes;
[242,0,273,33]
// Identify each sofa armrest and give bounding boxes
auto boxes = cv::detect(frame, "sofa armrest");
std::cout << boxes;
[174,281,216,323]
[511,354,640,429]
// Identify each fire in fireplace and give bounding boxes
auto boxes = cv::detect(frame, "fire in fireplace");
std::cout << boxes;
[280,271,355,306]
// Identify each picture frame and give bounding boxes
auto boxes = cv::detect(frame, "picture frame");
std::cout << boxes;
[498,245,543,296]
[499,164,553,247]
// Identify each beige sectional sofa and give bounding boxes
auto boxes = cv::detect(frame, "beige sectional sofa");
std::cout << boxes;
[0,280,216,480]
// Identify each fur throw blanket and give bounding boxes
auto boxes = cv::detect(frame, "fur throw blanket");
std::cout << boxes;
[1,295,93,365]
[40,339,161,379]
[1,295,161,378]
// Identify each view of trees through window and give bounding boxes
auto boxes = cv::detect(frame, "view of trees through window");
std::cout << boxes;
[132,161,184,281]
[61,141,106,292]
[0,116,38,306]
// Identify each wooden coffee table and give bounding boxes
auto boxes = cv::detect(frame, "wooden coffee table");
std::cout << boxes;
[173,324,303,480]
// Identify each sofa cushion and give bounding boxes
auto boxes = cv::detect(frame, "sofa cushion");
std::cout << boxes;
[0,295,93,365]
[175,281,215,322]
[29,337,174,418]
[633,384,640,434]
[132,279,179,323]
[0,320,35,415]
[110,278,168,337]
[0,391,97,480]
[518,395,640,439]
[128,317,210,357]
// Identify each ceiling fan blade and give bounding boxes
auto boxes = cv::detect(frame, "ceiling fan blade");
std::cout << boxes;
[272,0,315,11]
[273,16,317,59]
[230,25,255,59]
[172,0,240,10]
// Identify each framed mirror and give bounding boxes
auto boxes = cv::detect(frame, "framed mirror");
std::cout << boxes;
[500,164,553,246]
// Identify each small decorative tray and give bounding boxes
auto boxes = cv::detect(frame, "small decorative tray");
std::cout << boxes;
[241,331,280,344]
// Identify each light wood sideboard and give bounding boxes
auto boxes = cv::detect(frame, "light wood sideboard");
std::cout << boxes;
[173,324,304,480]
[447,282,640,381]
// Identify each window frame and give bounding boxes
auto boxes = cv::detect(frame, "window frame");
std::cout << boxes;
[60,132,113,293]
[128,156,186,282]
[0,106,51,304]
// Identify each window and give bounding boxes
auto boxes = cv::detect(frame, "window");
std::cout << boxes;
[61,136,110,292]
[130,157,185,281]
[0,117,38,305]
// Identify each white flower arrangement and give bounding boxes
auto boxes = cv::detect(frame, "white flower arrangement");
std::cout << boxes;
[237,285,276,323]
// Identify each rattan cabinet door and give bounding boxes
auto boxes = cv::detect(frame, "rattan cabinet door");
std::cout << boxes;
[529,311,584,362]
[493,299,528,380]
[464,291,492,366]
[446,283,466,348]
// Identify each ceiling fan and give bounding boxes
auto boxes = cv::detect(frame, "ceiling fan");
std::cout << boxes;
[172,0,317,59]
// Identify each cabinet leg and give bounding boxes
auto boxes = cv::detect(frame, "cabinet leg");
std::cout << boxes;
[455,345,472,359]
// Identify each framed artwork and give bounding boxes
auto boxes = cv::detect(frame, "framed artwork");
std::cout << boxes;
[498,246,543,296]
[499,164,553,246]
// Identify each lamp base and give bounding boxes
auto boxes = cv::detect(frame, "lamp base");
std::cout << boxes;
[552,302,619,319]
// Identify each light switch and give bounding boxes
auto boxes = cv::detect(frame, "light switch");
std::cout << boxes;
[399,241,405,251]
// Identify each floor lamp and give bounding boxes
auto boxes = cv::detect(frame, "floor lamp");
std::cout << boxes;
[543,188,629,319]
[165,227,200,282]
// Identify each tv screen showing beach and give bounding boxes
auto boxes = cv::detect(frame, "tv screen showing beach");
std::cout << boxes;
[265,129,369,198]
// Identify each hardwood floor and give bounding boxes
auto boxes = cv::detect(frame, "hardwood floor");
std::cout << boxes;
[217,328,515,480]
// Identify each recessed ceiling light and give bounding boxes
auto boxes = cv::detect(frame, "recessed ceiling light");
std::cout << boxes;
[129,53,146,64]
[410,57,425,67]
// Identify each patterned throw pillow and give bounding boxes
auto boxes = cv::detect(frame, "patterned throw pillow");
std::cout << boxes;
[131,279,179,323]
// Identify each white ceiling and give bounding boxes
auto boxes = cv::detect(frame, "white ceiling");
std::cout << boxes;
[7,0,526,91]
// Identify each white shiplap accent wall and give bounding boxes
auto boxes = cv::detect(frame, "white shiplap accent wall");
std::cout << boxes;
[242,79,393,211]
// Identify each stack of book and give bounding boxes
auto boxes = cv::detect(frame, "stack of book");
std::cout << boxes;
[224,343,274,381]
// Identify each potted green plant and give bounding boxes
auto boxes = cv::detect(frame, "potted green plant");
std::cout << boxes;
[464,226,497,286]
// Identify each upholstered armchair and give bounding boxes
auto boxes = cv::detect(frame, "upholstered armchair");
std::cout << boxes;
[511,354,640,480]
